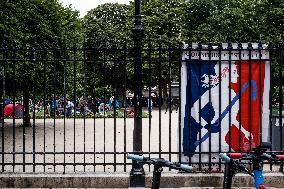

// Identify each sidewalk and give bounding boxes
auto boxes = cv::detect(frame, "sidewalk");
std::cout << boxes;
[0,172,283,188]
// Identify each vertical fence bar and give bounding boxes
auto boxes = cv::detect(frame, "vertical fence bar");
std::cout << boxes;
[228,43,232,153]
[158,40,162,159]
[93,34,99,172]
[248,43,252,151]
[130,0,145,186]
[218,43,222,171]
[1,39,6,172]
[12,41,16,172]
[147,39,152,163]
[93,36,97,172]
[279,43,283,172]
[32,65,36,173]
[32,39,36,173]
[185,43,192,165]
[238,43,242,153]
[178,43,183,163]
[208,43,212,170]
[103,40,106,172]
[73,41,77,172]
[63,40,67,173]
[258,42,263,145]
[22,42,26,172]
[268,43,273,171]
[123,40,127,172]
[53,46,57,172]
[43,41,47,172]
[168,45,172,163]
[267,43,274,143]
[83,39,87,172]
[198,43,202,171]
[113,41,117,172]
[279,43,283,150]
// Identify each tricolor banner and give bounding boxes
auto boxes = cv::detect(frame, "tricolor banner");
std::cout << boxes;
[181,44,270,163]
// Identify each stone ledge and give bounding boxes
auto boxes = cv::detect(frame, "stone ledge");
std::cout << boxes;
[0,173,283,188]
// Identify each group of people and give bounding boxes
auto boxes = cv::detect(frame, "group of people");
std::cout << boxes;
[1,94,179,118]
[32,95,132,117]
[46,96,95,117]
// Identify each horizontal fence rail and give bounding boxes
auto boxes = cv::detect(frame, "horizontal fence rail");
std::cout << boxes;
[0,39,283,173]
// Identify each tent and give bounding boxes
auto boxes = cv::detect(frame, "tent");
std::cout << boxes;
[4,104,24,118]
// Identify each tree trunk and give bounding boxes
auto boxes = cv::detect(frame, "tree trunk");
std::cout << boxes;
[23,86,31,127]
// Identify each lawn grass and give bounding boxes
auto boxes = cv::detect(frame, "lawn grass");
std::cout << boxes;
[29,108,149,119]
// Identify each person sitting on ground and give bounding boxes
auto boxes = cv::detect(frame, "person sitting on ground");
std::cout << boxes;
[66,100,74,117]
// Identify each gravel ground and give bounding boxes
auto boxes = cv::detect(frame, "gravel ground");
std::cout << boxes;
[0,108,180,173]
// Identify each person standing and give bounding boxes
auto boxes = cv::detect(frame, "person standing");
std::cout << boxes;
[165,95,173,114]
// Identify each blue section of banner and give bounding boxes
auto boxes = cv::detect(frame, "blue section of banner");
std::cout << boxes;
[183,60,218,156]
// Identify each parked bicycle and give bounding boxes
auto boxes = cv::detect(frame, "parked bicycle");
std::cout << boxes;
[127,154,193,189]
[220,142,284,189]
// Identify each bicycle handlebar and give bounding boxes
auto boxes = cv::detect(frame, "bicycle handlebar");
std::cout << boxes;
[220,152,284,163]
[127,154,193,172]
[219,153,252,176]
[127,154,146,161]
[277,155,284,160]
[220,153,231,163]
[179,164,194,172]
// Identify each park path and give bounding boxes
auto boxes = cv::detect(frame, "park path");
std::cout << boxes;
[0,109,180,173]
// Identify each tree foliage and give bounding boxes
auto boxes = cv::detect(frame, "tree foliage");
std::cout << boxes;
[0,0,83,125]
[83,0,283,44]
[184,0,284,42]
[82,0,284,101]
[84,3,129,42]
[0,0,82,44]
[0,0,83,95]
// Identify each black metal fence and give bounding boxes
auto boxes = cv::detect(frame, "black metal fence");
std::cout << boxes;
[0,39,283,173]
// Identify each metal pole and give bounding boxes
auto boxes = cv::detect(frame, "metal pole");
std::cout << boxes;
[130,0,145,187]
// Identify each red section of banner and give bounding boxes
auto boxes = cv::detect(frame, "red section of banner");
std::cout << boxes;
[226,61,266,152]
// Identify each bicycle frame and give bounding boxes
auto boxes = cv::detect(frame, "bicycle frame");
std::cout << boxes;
[220,142,284,189]
[222,155,251,189]
[223,159,234,189]
[151,162,163,189]
[252,153,265,189]
[253,170,265,189]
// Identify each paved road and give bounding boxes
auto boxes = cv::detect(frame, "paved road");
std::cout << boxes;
[0,108,180,173]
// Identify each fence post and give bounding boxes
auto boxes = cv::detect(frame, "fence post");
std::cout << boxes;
[130,0,145,187]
